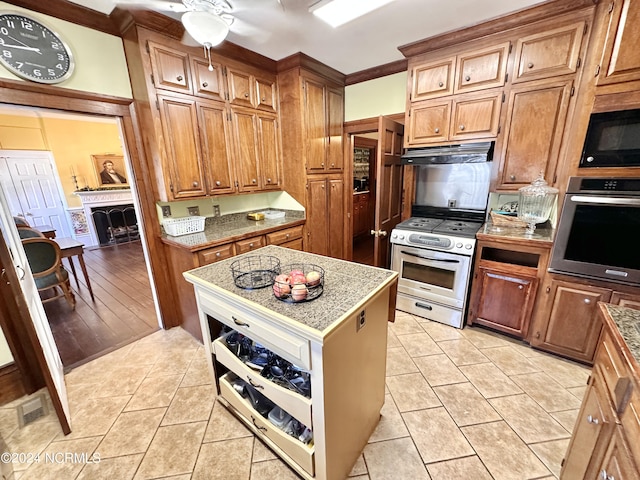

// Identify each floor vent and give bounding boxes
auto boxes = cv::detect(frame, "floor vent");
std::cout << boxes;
[17,394,48,428]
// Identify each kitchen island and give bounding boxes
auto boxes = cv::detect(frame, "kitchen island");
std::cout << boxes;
[183,245,398,480]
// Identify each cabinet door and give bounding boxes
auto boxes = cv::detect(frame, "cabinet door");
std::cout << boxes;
[470,266,538,338]
[454,42,510,94]
[304,78,326,172]
[597,0,640,85]
[257,114,281,190]
[410,57,455,102]
[407,100,450,145]
[157,95,206,199]
[611,291,640,310]
[191,57,226,102]
[326,87,344,171]
[148,42,191,94]
[227,68,254,108]
[255,76,277,113]
[328,178,345,259]
[596,427,640,480]
[198,101,235,195]
[496,79,573,189]
[450,92,501,141]
[513,22,584,84]
[531,279,611,362]
[561,377,614,479]
[230,108,260,192]
[306,178,328,256]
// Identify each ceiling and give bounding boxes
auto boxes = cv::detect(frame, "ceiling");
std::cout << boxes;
[66,0,548,75]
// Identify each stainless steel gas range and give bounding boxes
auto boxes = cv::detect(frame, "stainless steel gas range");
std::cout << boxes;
[391,211,484,328]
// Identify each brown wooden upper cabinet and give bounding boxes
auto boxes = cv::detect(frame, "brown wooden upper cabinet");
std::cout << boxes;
[148,42,192,95]
[192,57,226,102]
[454,42,511,94]
[199,101,235,195]
[407,90,501,146]
[228,67,278,113]
[409,57,455,102]
[512,21,585,84]
[304,76,344,173]
[597,0,640,85]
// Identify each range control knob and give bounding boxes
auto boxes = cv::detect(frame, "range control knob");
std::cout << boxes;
[392,233,398,239]
[456,242,463,248]
[465,244,473,250]
[399,235,405,240]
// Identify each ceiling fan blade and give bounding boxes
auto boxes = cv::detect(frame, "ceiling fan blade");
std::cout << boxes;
[115,0,189,12]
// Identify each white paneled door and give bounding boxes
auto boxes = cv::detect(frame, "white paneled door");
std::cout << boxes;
[0,150,72,238]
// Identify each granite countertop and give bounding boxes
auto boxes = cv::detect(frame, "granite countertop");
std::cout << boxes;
[477,222,555,246]
[603,303,640,368]
[183,245,398,333]
[161,210,305,251]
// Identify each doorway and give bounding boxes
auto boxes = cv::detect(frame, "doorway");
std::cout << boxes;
[0,105,160,371]
[352,135,377,266]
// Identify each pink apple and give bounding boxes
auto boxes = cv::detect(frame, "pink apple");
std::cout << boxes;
[291,283,308,301]
[289,269,304,277]
[290,274,307,285]
[305,271,321,286]
[273,274,291,298]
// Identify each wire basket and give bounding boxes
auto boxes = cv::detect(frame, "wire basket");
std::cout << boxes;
[490,211,528,228]
[231,255,281,290]
[273,264,325,303]
[163,216,206,236]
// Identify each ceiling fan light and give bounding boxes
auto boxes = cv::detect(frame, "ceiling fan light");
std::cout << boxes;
[181,10,229,47]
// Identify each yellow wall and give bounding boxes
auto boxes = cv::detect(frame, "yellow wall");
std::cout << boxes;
[0,113,122,208]
[0,2,132,99]
[345,72,407,121]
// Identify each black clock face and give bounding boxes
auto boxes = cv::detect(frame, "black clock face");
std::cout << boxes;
[0,12,74,84]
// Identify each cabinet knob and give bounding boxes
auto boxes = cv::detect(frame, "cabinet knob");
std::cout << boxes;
[518,285,523,290]
[252,179,257,184]
[244,92,249,98]
[465,75,471,82]
[528,62,534,69]
[216,252,221,257]
[321,163,325,167]
[438,81,444,87]
[586,414,599,425]
[261,96,266,101]
[202,82,208,87]
[510,174,516,181]
[249,242,254,247]
[546,286,551,293]
[331,163,335,167]
[266,178,272,183]
[192,181,199,187]
[176,75,183,82]
[215,180,221,186]
[535,332,540,339]
[434,127,440,134]
[285,233,290,238]
[584,298,591,304]
[459,125,465,131]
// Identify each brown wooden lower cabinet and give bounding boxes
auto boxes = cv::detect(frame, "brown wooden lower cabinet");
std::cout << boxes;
[529,275,640,363]
[306,175,345,259]
[164,222,304,342]
[560,305,640,479]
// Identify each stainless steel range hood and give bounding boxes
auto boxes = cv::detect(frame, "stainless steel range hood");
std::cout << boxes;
[401,142,493,165]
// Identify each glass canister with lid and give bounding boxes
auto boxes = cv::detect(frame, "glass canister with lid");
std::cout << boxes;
[517,173,558,234]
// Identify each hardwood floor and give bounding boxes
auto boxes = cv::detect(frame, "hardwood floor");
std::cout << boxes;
[353,235,374,266]
[43,241,158,372]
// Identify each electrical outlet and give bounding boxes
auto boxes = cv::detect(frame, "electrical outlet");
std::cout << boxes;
[356,310,366,331]
[448,199,457,208]
[187,206,200,216]
[213,204,220,217]
[161,205,171,217]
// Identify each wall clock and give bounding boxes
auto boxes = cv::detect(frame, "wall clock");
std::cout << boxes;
[0,12,74,84]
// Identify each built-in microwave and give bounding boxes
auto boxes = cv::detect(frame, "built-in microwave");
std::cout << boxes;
[549,177,640,286]
[580,108,640,168]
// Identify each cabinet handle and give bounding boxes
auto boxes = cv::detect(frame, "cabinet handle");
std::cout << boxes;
[535,331,540,339]
[244,92,249,98]
[232,316,250,327]
[438,81,444,87]
[331,163,335,167]
[249,242,254,247]
[584,298,591,304]
[434,127,440,134]
[215,180,221,186]
[261,96,266,101]
[193,181,199,187]
[266,178,272,183]
[518,285,523,290]
[247,377,264,390]
[285,233,290,238]
[177,75,183,82]
[321,162,325,167]
[459,125,465,131]
[251,415,267,432]
[216,252,221,257]
[510,174,516,181]
[586,414,599,425]
[465,75,471,82]
[546,287,550,293]
[600,470,614,480]
[252,179,257,184]
[202,82,208,87]
[528,62,534,69]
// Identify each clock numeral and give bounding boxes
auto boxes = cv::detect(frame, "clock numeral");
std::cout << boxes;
[0,27,9,35]
[48,69,55,76]
[2,50,12,59]
[57,53,64,61]
[51,42,60,50]
[56,63,64,70]
[20,21,33,31]
[16,62,23,68]
[4,20,14,29]
[33,69,41,77]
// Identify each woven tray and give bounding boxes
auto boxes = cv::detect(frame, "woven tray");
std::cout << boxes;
[490,211,528,228]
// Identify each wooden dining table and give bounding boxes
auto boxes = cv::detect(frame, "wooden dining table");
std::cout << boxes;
[33,224,57,239]
[54,237,95,301]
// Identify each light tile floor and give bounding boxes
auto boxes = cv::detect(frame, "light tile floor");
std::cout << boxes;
[0,311,591,479]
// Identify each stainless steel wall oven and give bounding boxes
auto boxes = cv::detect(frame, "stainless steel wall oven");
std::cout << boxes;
[549,177,640,285]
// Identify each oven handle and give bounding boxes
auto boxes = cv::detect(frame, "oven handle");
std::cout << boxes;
[570,195,640,206]
[401,250,461,263]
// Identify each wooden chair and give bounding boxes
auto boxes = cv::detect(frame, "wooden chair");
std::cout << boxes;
[17,226,45,239]
[21,237,76,310]
[13,215,29,226]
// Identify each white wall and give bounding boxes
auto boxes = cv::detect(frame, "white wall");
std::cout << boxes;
[0,332,13,368]
[0,2,132,99]
[345,72,407,121]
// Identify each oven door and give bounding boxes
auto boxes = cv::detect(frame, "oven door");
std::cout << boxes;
[391,244,472,309]
[550,194,640,285]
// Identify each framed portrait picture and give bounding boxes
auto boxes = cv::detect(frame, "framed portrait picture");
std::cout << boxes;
[92,154,129,187]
